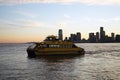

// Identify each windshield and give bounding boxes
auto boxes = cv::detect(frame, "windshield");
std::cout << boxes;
[28,44,36,49]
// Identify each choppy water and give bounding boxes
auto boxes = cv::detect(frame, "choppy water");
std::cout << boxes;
[0,43,120,80]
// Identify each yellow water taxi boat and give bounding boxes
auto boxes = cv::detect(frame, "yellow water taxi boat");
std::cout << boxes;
[27,35,85,57]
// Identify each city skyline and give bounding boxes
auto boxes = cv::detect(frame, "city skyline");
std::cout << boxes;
[61,27,120,43]
[0,0,120,43]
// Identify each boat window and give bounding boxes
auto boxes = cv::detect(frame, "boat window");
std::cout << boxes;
[38,44,47,48]
[48,44,73,48]
[49,45,60,48]
[29,44,36,49]
[57,45,59,47]
[59,45,62,48]
[65,45,67,48]
[63,45,65,48]
[67,44,72,48]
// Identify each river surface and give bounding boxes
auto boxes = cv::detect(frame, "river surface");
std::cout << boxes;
[0,43,120,80]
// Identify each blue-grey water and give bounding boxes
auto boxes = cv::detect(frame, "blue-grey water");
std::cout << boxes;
[0,43,120,80]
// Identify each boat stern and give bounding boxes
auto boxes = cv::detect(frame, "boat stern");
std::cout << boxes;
[27,44,36,58]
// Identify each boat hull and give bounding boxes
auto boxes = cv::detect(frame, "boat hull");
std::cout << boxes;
[27,48,85,57]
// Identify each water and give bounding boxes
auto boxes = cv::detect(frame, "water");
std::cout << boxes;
[0,43,120,80]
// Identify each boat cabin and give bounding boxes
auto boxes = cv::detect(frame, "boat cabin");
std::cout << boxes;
[44,35,59,41]
[36,35,77,48]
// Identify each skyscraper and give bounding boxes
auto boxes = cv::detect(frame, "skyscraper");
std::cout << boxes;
[96,32,99,42]
[70,34,76,42]
[58,29,63,41]
[76,32,81,42]
[115,35,120,42]
[111,33,114,41]
[100,27,105,42]
[89,33,96,43]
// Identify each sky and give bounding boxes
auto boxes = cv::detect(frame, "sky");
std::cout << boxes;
[0,0,120,43]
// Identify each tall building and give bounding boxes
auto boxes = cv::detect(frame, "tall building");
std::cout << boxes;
[58,29,63,41]
[76,32,81,42]
[115,35,120,42]
[100,27,105,42]
[96,32,99,42]
[70,34,76,42]
[111,33,114,41]
[89,33,96,43]
[100,27,103,42]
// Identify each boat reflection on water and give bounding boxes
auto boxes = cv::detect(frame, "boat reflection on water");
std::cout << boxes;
[33,54,85,62]
[26,53,85,80]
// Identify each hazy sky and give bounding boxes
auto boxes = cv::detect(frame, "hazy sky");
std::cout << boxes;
[0,0,120,43]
